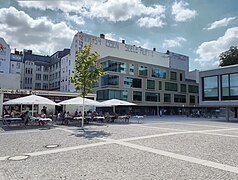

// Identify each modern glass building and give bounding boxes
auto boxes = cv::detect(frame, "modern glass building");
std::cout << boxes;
[65,32,199,115]
[199,64,238,119]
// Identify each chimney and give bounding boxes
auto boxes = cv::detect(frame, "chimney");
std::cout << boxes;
[153,48,156,51]
[122,40,125,44]
[100,34,105,39]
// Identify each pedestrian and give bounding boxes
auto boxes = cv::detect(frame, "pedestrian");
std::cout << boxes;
[24,111,31,125]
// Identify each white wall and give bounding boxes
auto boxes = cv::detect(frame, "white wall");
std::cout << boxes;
[60,54,70,92]
[71,32,169,67]
[68,32,170,92]
[187,69,199,83]
[168,51,189,78]
[0,73,21,89]
[0,38,10,73]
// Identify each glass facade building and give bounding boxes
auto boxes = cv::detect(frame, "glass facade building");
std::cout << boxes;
[199,65,238,106]
[94,56,199,115]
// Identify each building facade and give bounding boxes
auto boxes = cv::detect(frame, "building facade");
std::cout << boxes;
[199,65,238,119]
[0,37,11,73]
[65,32,199,115]
[199,64,238,106]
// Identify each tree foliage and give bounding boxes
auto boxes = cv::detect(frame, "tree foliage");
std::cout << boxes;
[219,46,238,67]
[70,45,105,98]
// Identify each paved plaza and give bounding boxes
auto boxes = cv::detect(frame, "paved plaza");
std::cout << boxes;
[0,116,238,180]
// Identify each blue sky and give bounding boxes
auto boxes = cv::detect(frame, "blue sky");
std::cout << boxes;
[0,0,238,71]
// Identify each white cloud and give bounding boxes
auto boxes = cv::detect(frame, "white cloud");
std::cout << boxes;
[65,13,85,25]
[195,27,238,67]
[162,37,187,48]
[0,7,77,55]
[17,1,84,13]
[205,17,236,30]
[172,1,197,22]
[18,0,166,25]
[104,33,118,41]
[137,16,166,28]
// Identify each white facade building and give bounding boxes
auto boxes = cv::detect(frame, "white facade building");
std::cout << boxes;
[67,32,171,92]
[60,54,70,92]
[0,37,11,73]
[167,50,189,78]
[0,73,21,89]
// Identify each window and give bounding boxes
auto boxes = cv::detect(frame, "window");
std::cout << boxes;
[170,71,177,81]
[16,63,20,69]
[152,68,166,79]
[190,95,195,104]
[129,64,134,75]
[101,75,119,86]
[180,73,183,81]
[165,82,177,91]
[164,94,171,102]
[97,89,128,100]
[43,75,48,81]
[101,60,126,73]
[230,73,238,96]
[158,81,162,90]
[43,83,48,89]
[147,80,155,90]
[145,92,160,102]
[222,73,238,100]
[43,66,48,72]
[36,66,41,71]
[203,76,218,100]
[35,83,41,89]
[133,91,142,101]
[181,84,186,93]
[221,74,229,97]
[36,74,41,80]
[124,77,142,88]
[174,94,186,103]
[188,85,198,93]
[138,66,148,76]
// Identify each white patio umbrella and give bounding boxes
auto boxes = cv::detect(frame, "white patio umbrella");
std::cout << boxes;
[3,95,57,106]
[3,95,57,115]
[58,96,103,128]
[58,96,102,106]
[100,99,136,113]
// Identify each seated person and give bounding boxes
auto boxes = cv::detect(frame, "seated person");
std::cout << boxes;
[39,110,46,126]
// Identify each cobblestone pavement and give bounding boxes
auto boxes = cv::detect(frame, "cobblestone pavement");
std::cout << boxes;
[0,116,238,179]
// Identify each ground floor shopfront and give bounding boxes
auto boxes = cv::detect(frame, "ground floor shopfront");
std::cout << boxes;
[0,89,96,116]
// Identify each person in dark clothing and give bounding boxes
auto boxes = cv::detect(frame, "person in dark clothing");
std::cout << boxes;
[24,111,31,125]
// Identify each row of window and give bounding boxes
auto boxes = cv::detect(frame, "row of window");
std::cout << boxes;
[203,73,238,100]
[11,63,21,69]
[97,89,196,104]
[100,75,198,93]
[101,60,183,81]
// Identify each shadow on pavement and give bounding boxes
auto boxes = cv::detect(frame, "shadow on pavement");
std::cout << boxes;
[73,128,111,139]
[0,124,56,132]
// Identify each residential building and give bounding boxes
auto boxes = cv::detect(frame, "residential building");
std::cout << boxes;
[21,49,70,90]
[49,49,70,90]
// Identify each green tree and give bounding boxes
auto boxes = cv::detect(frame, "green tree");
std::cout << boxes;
[70,45,105,127]
[219,46,238,66]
